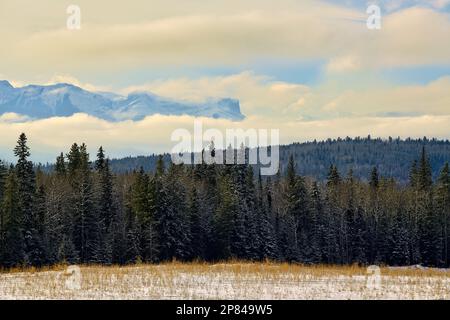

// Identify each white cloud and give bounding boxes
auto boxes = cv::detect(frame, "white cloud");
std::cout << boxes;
[326,55,362,73]
[1,1,448,80]
[120,72,450,120]
[0,113,33,123]
[45,74,111,92]
[122,72,311,118]
[306,76,450,118]
[1,0,449,162]
[3,70,449,127]
[431,0,450,9]
[1,113,449,163]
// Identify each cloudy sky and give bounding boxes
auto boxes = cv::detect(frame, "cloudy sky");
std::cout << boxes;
[1,0,450,162]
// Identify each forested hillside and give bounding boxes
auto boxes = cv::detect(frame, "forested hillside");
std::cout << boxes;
[0,133,450,268]
[109,137,450,183]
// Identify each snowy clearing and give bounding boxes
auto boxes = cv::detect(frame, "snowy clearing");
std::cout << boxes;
[0,263,449,300]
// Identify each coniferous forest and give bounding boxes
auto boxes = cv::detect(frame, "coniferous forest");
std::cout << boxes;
[109,137,450,184]
[1,133,450,268]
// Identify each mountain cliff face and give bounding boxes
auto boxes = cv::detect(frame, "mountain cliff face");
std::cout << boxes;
[0,81,245,121]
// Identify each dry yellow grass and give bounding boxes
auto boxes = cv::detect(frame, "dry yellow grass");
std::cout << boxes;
[0,262,449,300]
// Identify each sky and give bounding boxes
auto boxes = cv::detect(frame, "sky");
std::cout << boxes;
[0,0,450,162]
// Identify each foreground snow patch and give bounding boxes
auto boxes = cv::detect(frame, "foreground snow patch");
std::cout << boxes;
[0,264,449,300]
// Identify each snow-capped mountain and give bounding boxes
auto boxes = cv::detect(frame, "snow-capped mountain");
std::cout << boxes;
[0,80,245,121]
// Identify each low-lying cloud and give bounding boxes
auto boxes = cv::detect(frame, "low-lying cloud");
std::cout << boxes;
[1,113,449,163]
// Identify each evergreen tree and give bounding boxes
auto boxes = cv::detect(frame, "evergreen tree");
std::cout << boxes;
[310,181,325,263]
[410,160,419,188]
[1,133,450,268]
[123,187,140,264]
[129,167,157,262]
[283,155,309,262]
[95,147,116,263]
[14,133,39,265]
[213,169,238,259]
[418,147,433,190]
[67,143,81,179]
[55,152,66,176]
[414,148,441,266]
[156,163,191,261]
[436,163,450,266]
[71,143,100,263]
[228,162,249,259]
[0,161,8,263]
[1,168,24,267]
[188,186,205,260]
[327,165,341,188]
[324,165,341,263]
[32,185,48,265]
[390,207,411,265]
[242,166,259,260]
[255,174,276,260]
[370,167,379,190]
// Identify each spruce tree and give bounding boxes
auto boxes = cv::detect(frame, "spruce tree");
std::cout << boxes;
[71,143,100,263]
[309,181,325,263]
[243,166,259,260]
[324,165,341,263]
[369,167,379,189]
[415,148,440,265]
[283,155,309,262]
[55,152,66,176]
[14,133,39,265]
[95,147,116,263]
[436,163,450,266]
[67,143,81,179]
[410,160,418,188]
[327,165,341,188]
[390,207,410,265]
[256,174,276,260]
[0,161,8,263]
[123,187,141,264]
[188,186,205,260]
[214,169,238,259]
[130,167,157,262]
[2,167,24,267]
[32,185,48,266]
[156,163,191,261]
[228,162,249,260]
[418,146,433,191]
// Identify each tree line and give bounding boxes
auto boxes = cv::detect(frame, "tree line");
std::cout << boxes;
[1,133,449,268]
[107,136,450,184]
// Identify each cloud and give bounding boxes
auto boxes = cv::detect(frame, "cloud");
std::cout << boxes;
[324,7,450,72]
[304,76,450,118]
[45,74,111,92]
[431,0,450,9]
[2,70,449,126]
[1,113,449,163]
[1,0,449,162]
[1,2,448,77]
[120,72,450,120]
[326,55,362,73]
[0,113,33,123]
[122,71,311,118]
[8,10,358,71]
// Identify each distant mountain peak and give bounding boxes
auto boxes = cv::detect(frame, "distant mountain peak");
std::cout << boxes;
[0,80,13,89]
[0,81,245,121]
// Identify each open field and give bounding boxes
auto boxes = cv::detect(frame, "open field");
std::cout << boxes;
[1,263,450,300]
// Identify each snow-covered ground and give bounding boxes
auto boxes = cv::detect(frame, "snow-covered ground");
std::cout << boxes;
[0,263,449,300]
